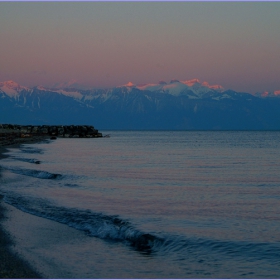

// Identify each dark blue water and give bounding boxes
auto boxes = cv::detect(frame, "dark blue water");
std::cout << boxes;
[1,131,280,278]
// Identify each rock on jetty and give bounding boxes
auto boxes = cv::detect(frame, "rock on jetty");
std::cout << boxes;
[0,124,103,146]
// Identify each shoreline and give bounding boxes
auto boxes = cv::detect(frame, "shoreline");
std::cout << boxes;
[0,135,45,279]
[0,126,105,278]
[0,132,49,160]
[0,197,42,279]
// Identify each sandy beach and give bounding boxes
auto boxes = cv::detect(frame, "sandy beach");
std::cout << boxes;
[0,174,42,278]
[0,131,45,278]
[0,131,103,279]
[0,198,42,279]
[1,199,101,279]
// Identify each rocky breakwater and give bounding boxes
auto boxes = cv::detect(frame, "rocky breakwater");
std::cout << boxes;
[0,124,103,147]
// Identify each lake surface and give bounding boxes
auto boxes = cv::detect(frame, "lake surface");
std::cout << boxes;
[1,131,280,278]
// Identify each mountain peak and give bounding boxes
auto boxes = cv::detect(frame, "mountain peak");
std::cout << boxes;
[254,90,280,98]
[0,80,21,89]
[181,79,200,86]
[123,82,135,87]
[0,80,29,98]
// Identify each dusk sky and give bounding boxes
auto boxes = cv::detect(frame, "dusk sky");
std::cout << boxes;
[1,2,280,94]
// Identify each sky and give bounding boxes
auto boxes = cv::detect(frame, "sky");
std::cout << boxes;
[1,2,280,94]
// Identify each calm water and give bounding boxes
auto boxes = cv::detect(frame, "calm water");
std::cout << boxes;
[1,131,280,278]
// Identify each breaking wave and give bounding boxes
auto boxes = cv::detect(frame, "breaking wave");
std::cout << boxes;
[6,167,62,180]
[20,147,44,154]
[12,157,41,164]
[4,195,163,253]
[3,194,280,261]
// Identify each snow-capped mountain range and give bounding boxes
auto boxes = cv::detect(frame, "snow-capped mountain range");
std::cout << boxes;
[1,79,280,130]
[119,78,225,97]
[1,78,279,100]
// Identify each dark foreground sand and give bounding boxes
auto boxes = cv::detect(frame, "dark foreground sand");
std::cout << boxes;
[1,200,101,279]
[0,135,98,279]
[0,197,42,279]
[0,136,44,278]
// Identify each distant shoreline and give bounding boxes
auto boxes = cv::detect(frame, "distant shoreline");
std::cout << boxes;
[0,126,49,150]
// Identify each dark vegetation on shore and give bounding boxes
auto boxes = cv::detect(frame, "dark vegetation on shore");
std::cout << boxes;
[0,195,42,278]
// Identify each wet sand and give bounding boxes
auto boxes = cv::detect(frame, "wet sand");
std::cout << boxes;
[1,201,97,279]
[0,156,42,279]
[0,134,100,279]
[1,200,145,279]
[0,134,45,278]
[0,194,42,279]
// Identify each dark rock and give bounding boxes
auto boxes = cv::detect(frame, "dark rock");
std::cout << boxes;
[1,124,103,138]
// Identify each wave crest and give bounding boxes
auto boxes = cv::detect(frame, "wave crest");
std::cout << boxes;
[12,157,41,164]
[4,195,163,253]
[7,167,62,179]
